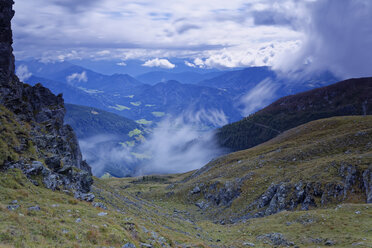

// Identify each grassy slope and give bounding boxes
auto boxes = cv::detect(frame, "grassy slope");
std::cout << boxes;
[217,77,372,151]
[1,170,371,248]
[0,105,38,166]
[170,116,372,217]
[1,116,371,247]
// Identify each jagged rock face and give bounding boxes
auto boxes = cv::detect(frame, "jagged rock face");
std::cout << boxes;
[0,0,92,197]
[0,0,15,84]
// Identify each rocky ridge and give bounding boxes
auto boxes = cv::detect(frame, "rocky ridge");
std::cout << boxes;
[0,0,93,200]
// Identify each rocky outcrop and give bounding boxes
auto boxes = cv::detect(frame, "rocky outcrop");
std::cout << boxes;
[362,170,372,203]
[239,164,371,221]
[0,0,15,84]
[191,173,254,209]
[189,163,371,223]
[4,161,94,200]
[256,233,294,247]
[0,0,93,200]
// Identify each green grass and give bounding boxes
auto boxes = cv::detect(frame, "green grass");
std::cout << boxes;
[0,105,38,165]
[130,102,142,107]
[152,112,165,118]
[167,117,371,221]
[1,116,372,247]
[128,129,142,138]
[0,170,210,248]
[109,104,131,111]
[136,119,153,125]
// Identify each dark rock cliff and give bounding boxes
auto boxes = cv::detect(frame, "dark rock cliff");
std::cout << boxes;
[0,0,93,201]
[0,0,14,83]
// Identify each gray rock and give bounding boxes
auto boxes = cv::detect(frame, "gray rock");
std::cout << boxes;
[352,242,365,246]
[362,170,372,203]
[190,186,201,194]
[28,205,41,211]
[45,156,62,172]
[122,243,136,248]
[7,205,20,211]
[97,212,108,216]
[26,161,44,175]
[75,192,95,202]
[92,202,108,210]
[325,240,336,246]
[256,233,292,246]
[75,218,82,223]
[11,200,18,204]
[242,242,255,247]
[195,200,209,210]
[204,181,242,207]
[140,243,152,248]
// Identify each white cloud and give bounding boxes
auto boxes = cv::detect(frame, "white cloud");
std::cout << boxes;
[13,0,303,69]
[239,78,279,116]
[142,58,176,69]
[16,65,32,81]
[79,135,135,176]
[136,117,222,175]
[79,113,225,176]
[183,108,229,127]
[117,61,127,67]
[184,60,196,68]
[67,71,88,83]
[13,0,369,77]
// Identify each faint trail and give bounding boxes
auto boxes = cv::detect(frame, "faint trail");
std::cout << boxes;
[249,121,281,134]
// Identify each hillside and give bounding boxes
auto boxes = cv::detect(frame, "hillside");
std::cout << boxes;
[119,116,372,219]
[64,104,148,178]
[1,116,371,247]
[64,104,143,140]
[217,77,372,151]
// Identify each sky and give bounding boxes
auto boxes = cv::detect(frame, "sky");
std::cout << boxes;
[13,0,372,78]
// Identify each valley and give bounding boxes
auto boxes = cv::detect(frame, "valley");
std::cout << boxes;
[1,0,372,247]
[1,116,371,247]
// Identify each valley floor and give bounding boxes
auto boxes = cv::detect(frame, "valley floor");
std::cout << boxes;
[0,169,371,248]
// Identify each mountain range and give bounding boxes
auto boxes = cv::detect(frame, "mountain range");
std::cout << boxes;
[2,2,372,247]
[18,60,339,128]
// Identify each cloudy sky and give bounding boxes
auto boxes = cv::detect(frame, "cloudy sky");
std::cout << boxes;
[13,0,372,77]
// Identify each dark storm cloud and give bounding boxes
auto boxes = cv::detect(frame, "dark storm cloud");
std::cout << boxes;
[176,24,201,34]
[277,0,372,78]
[253,10,294,26]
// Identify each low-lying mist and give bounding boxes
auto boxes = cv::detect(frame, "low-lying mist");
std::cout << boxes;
[78,135,136,177]
[78,110,226,177]
[135,117,224,175]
